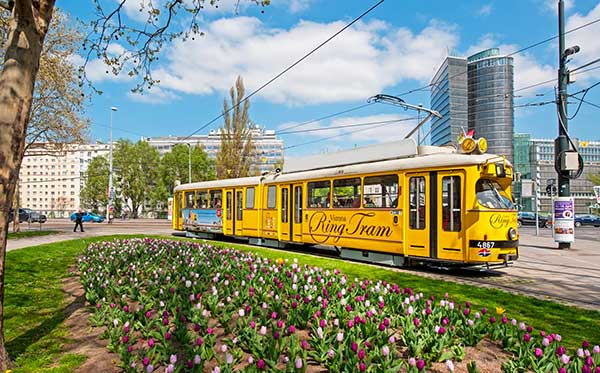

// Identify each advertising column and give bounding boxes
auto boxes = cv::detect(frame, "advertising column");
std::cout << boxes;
[553,197,575,243]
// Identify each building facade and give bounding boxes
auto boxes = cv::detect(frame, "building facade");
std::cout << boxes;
[467,48,514,163]
[144,126,284,175]
[18,143,109,217]
[430,56,468,146]
[513,135,600,213]
[430,48,514,163]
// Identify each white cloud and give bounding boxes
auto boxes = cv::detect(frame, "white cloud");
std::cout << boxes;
[154,17,458,105]
[289,0,314,13]
[123,0,163,22]
[566,3,600,82]
[478,4,493,16]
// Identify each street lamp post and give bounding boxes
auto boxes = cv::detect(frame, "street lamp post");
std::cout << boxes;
[108,106,117,223]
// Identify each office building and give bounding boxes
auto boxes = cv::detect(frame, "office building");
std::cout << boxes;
[430,56,468,146]
[144,126,284,175]
[430,48,514,163]
[513,135,600,213]
[18,143,109,217]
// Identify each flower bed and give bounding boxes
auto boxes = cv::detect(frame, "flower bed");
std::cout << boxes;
[79,238,599,372]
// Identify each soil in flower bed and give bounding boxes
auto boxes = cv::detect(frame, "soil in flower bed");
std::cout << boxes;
[75,239,599,372]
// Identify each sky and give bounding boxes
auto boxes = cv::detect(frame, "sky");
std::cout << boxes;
[62,0,600,160]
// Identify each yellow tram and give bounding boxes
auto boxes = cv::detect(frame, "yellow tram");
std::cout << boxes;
[172,138,519,267]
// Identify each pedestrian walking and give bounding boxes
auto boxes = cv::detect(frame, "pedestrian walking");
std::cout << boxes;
[73,209,84,232]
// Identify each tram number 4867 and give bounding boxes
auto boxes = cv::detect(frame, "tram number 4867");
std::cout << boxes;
[476,241,495,249]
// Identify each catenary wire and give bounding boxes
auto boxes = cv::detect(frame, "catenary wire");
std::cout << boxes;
[178,0,386,141]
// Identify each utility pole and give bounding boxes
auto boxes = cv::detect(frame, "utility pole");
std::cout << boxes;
[555,0,579,248]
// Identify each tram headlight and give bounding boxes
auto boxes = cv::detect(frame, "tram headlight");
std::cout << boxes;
[508,227,517,240]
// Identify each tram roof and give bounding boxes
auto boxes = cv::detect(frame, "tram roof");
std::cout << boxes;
[266,151,508,184]
[174,146,510,192]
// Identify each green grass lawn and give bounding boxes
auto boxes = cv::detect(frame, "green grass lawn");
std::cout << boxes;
[3,235,599,371]
[7,230,60,240]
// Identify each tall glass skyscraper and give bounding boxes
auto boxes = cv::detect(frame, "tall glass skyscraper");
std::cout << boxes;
[430,48,514,163]
[467,48,514,163]
[430,56,467,146]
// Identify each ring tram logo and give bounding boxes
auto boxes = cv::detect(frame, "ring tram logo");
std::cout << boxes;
[489,213,511,229]
[308,211,393,244]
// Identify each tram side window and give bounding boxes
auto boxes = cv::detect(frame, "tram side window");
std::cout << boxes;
[333,178,361,208]
[195,191,208,208]
[226,192,232,220]
[294,186,302,223]
[267,186,277,209]
[442,176,461,231]
[281,188,288,223]
[363,175,399,208]
[236,191,243,220]
[409,177,426,229]
[246,187,255,209]
[210,190,222,208]
[308,181,331,208]
[185,192,195,208]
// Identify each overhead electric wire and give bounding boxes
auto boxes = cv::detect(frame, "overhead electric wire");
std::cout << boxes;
[395,17,600,98]
[179,0,386,142]
[284,117,415,150]
[569,95,600,111]
[567,81,600,119]
[278,117,418,135]
[277,103,375,132]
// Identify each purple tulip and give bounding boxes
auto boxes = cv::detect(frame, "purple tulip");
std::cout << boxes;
[320,319,327,328]
[438,326,446,335]
[277,319,284,329]
[351,342,358,352]
[207,327,214,335]
[559,368,566,373]
[358,349,365,360]
[524,333,531,342]
[416,359,425,370]
[442,317,449,326]
[127,345,133,353]
[489,316,496,324]
[196,337,203,346]
[143,357,150,366]
[257,359,266,370]
[123,305,129,312]
[123,335,129,343]
[165,331,171,340]
[301,340,309,350]
[463,308,470,316]
[288,325,296,334]
[359,362,366,371]
[413,317,421,327]
[145,311,152,318]
[378,323,386,331]
[481,307,487,315]
[583,340,590,348]
[148,338,155,347]
[534,348,543,358]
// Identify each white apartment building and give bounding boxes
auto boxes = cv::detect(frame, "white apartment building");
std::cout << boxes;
[18,143,109,217]
[144,126,284,174]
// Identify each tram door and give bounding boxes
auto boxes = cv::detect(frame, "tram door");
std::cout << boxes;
[234,189,244,236]
[223,190,234,235]
[279,185,291,241]
[291,183,303,242]
[436,171,465,262]
[405,173,431,258]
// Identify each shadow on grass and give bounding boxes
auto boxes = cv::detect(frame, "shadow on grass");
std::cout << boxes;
[6,291,85,361]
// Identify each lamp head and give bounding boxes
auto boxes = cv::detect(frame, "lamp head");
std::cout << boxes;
[563,45,580,58]
[111,106,118,111]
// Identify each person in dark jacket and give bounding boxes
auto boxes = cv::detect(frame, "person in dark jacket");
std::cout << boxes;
[73,209,84,232]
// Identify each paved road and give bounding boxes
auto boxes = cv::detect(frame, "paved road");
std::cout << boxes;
[6,219,600,310]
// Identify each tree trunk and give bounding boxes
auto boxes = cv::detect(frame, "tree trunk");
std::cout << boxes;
[0,1,55,368]
[11,183,20,233]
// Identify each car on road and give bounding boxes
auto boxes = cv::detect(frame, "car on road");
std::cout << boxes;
[70,211,105,223]
[8,208,47,223]
[574,214,600,227]
[517,211,548,228]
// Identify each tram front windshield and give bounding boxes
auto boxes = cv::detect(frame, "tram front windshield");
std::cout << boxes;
[476,179,514,209]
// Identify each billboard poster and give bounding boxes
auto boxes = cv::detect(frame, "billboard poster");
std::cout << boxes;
[553,197,574,243]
